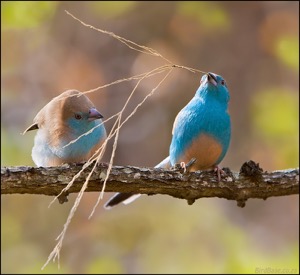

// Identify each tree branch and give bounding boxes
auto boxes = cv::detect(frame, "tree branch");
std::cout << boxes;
[1,161,299,207]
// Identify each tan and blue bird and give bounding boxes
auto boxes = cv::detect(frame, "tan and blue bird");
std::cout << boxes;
[104,72,231,209]
[24,90,107,167]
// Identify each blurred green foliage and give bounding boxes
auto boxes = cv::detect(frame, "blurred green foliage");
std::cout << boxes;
[275,35,299,71]
[1,129,33,166]
[1,1,58,29]
[90,1,136,19]
[251,88,299,167]
[252,89,298,138]
[86,256,123,274]
[177,1,231,31]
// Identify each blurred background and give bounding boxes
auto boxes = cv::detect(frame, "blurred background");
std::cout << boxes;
[1,1,299,274]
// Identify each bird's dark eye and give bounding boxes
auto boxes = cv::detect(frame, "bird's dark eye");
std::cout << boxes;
[74,113,82,120]
[221,80,225,86]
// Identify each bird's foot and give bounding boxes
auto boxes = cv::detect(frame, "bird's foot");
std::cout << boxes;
[214,165,226,182]
[180,162,186,172]
[177,158,197,173]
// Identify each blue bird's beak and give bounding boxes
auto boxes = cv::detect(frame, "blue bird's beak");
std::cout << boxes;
[207,73,218,87]
[88,108,103,121]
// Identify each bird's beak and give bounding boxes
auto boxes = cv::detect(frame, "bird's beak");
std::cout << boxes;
[88,108,103,121]
[207,72,218,87]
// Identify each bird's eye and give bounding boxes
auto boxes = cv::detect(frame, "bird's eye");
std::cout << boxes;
[221,80,226,86]
[74,113,82,120]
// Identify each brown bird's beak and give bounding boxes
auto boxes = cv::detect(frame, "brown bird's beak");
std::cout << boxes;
[88,108,103,121]
[207,72,218,87]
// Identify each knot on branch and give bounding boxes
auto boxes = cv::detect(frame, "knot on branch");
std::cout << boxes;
[57,191,69,204]
[239,160,263,179]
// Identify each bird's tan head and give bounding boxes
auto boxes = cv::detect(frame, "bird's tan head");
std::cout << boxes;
[57,90,103,122]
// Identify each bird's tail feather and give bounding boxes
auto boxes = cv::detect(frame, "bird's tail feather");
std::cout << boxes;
[155,156,171,168]
[104,156,171,209]
[104,193,141,209]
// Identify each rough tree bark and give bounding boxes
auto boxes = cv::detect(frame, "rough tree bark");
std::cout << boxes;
[1,160,299,207]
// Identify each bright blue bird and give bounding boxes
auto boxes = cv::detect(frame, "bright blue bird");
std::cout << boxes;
[104,72,231,209]
[24,89,107,166]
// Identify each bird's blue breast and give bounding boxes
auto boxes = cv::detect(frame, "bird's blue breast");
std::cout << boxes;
[169,93,231,169]
[54,120,106,159]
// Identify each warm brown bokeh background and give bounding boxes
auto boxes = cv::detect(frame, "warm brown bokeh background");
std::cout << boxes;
[1,1,299,274]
